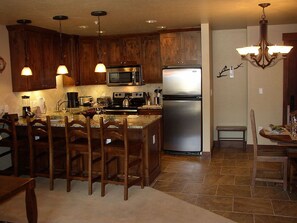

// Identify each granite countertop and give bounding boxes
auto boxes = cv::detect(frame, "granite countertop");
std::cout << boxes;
[138,105,162,110]
[17,114,162,129]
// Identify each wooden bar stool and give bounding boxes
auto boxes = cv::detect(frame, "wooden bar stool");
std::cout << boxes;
[0,118,24,176]
[100,117,144,200]
[27,116,66,190]
[64,116,101,195]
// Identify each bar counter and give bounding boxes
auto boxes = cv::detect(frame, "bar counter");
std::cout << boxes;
[16,114,162,186]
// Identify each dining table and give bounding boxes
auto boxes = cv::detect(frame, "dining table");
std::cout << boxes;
[259,127,297,149]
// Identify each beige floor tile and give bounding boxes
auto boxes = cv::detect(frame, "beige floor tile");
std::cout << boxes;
[221,166,251,176]
[252,186,289,200]
[214,211,254,223]
[217,185,251,197]
[272,200,297,217]
[182,182,217,195]
[233,197,273,214]
[204,174,235,185]
[152,180,185,193]
[195,195,233,211]
[255,214,297,223]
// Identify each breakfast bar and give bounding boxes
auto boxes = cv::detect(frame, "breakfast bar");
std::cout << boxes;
[16,114,162,186]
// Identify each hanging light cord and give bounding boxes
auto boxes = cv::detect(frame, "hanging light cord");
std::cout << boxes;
[97,15,101,61]
[59,20,63,62]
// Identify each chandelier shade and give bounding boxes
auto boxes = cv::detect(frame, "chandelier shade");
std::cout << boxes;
[236,3,293,69]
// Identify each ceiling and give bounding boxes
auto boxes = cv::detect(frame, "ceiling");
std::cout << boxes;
[1,0,297,36]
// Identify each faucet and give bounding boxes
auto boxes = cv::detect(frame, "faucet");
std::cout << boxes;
[56,99,67,112]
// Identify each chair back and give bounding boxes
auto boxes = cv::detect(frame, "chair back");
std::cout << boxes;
[100,117,128,150]
[250,109,258,158]
[64,116,92,149]
[0,118,17,147]
[26,116,53,147]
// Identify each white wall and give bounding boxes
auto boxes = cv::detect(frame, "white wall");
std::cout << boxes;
[213,29,248,140]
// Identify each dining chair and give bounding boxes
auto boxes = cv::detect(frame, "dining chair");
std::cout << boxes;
[64,116,101,195]
[100,117,144,200]
[27,116,66,190]
[0,118,23,176]
[250,109,288,190]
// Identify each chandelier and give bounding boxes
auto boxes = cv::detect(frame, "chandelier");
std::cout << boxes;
[236,3,293,69]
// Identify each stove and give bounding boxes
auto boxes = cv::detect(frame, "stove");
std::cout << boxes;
[103,92,146,114]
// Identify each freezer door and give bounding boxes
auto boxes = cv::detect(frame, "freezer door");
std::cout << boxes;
[163,99,202,153]
[162,68,201,95]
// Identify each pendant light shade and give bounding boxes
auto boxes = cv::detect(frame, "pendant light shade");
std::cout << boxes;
[57,65,69,75]
[91,11,107,73]
[53,15,69,75]
[17,19,33,76]
[21,66,33,76]
[95,63,106,73]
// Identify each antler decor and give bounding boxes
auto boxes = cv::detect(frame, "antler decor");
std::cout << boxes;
[217,63,243,78]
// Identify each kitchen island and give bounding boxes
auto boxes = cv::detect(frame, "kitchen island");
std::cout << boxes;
[16,114,162,186]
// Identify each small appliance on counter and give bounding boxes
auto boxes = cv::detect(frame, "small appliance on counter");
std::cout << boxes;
[78,96,93,107]
[21,95,34,117]
[97,96,112,107]
[154,88,162,105]
[67,92,79,108]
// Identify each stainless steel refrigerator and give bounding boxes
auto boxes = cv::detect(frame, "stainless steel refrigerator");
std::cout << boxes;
[162,67,202,154]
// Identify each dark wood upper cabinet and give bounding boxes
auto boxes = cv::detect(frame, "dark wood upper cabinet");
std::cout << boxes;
[141,34,161,83]
[62,34,80,86]
[107,36,141,66]
[160,30,201,66]
[7,25,58,92]
[78,37,107,85]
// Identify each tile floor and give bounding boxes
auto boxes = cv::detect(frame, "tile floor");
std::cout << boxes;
[152,147,297,223]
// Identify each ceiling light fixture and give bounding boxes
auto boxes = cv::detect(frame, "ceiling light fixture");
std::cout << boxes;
[236,3,293,69]
[91,10,107,73]
[53,15,69,75]
[17,19,33,76]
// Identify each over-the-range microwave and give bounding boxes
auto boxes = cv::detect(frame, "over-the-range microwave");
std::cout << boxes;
[106,65,143,86]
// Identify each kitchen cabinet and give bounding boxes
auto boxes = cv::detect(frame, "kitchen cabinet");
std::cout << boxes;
[78,37,107,85]
[160,30,201,66]
[141,34,161,83]
[107,36,141,66]
[62,35,80,86]
[7,25,58,92]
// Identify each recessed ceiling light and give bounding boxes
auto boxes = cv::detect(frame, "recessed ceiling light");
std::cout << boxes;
[78,25,88,29]
[146,19,157,24]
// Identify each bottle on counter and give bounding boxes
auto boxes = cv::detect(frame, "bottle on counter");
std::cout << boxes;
[146,92,151,105]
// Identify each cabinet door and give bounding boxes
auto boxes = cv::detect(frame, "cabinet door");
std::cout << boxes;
[180,31,201,65]
[8,29,30,92]
[160,32,181,66]
[141,34,161,83]
[41,32,58,89]
[106,37,122,66]
[122,36,141,64]
[79,37,101,85]
[63,35,80,86]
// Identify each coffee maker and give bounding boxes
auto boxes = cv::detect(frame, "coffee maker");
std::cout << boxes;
[67,92,79,108]
[22,95,31,117]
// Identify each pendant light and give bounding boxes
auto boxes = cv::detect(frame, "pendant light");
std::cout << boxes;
[53,15,69,75]
[17,19,33,76]
[91,11,107,73]
[236,3,293,69]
